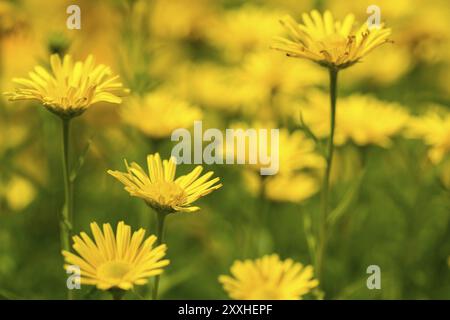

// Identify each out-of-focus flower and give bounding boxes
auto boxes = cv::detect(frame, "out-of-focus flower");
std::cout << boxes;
[227,124,324,175]
[108,153,222,213]
[4,54,129,118]
[300,91,409,147]
[149,0,217,40]
[265,174,319,203]
[62,221,169,290]
[223,123,325,174]
[239,50,325,104]
[273,10,391,70]
[406,108,450,164]
[121,91,202,139]
[207,5,284,61]
[172,64,254,114]
[342,46,412,86]
[219,254,319,300]
[1,176,36,211]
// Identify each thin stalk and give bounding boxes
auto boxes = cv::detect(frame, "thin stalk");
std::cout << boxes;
[60,118,74,300]
[110,288,126,300]
[152,211,166,300]
[316,68,338,284]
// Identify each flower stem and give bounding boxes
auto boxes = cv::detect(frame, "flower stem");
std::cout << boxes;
[316,68,338,284]
[60,117,74,300]
[110,288,126,300]
[152,211,166,300]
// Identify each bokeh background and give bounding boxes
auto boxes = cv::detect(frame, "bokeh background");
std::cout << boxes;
[1,0,450,299]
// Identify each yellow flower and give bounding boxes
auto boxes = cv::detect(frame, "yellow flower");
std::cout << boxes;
[273,10,391,69]
[121,92,202,139]
[62,221,169,291]
[265,174,319,203]
[207,5,284,61]
[240,50,325,104]
[226,124,325,175]
[4,54,128,118]
[2,176,36,212]
[219,254,319,300]
[150,0,216,40]
[108,153,222,213]
[179,63,254,114]
[406,108,450,164]
[300,91,409,147]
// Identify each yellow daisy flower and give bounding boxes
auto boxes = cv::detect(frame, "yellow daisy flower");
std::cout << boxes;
[108,153,222,213]
[406,108,450,164]
[121,92,202,139]
[62,221,169,291]
[300,91,410,147]
[4,54,129,118]
[225,123,325,175]
[273,10,391,69]
[265,174,319,203]
[219,254,319,300]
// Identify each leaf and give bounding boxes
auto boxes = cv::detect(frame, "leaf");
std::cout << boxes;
[298,110,325,156]
[70,138,93,183]
[303,211,316,262]
[327,169,366,226]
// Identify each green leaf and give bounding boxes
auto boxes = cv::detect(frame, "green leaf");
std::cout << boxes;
[303,211,316,262]
[327,169,366,226]
[70,138,93,183]
[298,110,325,156]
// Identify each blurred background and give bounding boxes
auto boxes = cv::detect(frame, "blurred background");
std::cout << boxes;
[0,0,449,299]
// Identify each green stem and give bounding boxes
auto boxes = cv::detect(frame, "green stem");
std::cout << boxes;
[61,118,74,300]
[110,288,126,300]
[152,211,166,300]
[316,68,338,284]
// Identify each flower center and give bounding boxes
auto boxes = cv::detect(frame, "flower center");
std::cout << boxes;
[144,181,186,209]
[97,261,132,281]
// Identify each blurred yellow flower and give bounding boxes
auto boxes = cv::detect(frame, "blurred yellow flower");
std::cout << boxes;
[219,254,319,300]
[240,50,325,104]
[227,124,325,175]
[108,153,222,213]
[176,64,253,114]
[300,91,409,147]
[121,92,202,139]
[150,0,217,40]
[265,174,319,203]
[207,5,284,61]
[342,46,412,86]
[406,109,450,164]
[242,170,319,203]
[62,221,169,291]
[273,10,391,69]
[2,176,36,212]
[4,54,128,118]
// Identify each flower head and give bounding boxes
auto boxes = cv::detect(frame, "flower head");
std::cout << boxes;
[62,221,169,291]
[122,92,202,139]
[4,54,129,118]
[300,91,409,147]
[273,10,391,69]
[219,254,319,300]
[406,108,450,164]
[108,153,222,213]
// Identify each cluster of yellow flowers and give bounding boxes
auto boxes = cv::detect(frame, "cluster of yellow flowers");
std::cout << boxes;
[3,50,318,299]
[2,1,450,300]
